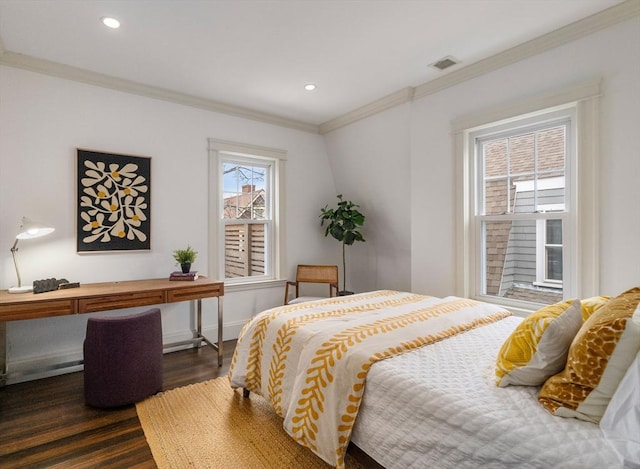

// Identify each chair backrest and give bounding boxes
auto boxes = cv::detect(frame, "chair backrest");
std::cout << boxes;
[296,264,339,284]
[284,264,339,304]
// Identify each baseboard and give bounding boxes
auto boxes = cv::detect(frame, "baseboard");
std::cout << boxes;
[4,320,246,385]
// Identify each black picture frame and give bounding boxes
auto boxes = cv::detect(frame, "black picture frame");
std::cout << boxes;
[77,149,151,252]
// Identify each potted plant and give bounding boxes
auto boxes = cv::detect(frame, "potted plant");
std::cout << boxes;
[173,246,198,273]
[320,194,365,295]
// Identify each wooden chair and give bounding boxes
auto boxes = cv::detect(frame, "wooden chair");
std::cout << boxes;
[284,264,339,305]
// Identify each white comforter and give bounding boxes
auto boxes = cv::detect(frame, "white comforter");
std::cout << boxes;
[229,290,511,468]
[351,315,622,469]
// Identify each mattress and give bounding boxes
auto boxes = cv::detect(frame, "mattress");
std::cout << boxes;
[350,316,622,469]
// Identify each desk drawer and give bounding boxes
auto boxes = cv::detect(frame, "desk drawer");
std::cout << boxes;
[167,284,223,303]
[0,299,76,321]
[79,291,165,313]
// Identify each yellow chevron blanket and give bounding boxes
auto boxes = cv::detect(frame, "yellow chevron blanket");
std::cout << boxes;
[229,290,511,468]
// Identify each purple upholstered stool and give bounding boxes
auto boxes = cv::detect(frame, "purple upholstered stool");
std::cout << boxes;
[83,308,163,408]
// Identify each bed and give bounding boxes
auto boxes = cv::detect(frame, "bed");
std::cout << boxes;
[228,289,637,469]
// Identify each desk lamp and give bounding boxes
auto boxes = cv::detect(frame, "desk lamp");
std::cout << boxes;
[9,217,55,293]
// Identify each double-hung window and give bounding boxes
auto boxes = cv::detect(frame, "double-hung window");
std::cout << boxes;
[455,80,600,311]
[222,158,270,279]
[475,120,570,304]
[208,139,286,286]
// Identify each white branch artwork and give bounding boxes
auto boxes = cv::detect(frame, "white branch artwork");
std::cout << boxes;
[77,150,151,251]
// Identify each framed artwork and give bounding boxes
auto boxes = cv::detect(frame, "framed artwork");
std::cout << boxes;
[77,149,151,252]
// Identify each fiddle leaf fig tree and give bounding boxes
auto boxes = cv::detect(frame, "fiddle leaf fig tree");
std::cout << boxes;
[320,194,365,294]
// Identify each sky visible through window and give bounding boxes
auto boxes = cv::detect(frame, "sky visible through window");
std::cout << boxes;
[223,162,265,197]
[222,162,267,220]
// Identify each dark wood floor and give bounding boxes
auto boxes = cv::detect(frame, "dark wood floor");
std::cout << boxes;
[0,341,382,468]
[0,342,233,468]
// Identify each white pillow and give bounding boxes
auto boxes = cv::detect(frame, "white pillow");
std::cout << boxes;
[600,349,640,467]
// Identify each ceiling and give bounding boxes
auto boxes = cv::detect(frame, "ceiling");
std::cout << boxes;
[0,0,627,128]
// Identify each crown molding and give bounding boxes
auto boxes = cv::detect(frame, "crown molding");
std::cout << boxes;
[321,0,640,134]
[0,0,637,136]
[413,0,639,102]
[0,50,320,134]
[319,87,414,134]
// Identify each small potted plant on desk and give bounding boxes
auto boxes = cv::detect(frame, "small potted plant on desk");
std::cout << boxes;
[173,246,197,273]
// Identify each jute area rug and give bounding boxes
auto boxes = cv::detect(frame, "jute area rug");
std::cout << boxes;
[136,376,367,468]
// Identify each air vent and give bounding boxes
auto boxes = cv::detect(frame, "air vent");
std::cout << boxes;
[430,56,459,71]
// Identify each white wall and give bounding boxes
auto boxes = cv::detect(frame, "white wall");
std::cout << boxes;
[326,17,640,299]
[324,103,413,293]
[0,66,338,382]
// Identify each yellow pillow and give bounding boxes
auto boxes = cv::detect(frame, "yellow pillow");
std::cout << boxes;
[538,287,640,423]
[496,299,582,387]
[580,295,611,320]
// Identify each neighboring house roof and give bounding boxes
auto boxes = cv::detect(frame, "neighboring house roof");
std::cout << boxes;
[223,185,265,219]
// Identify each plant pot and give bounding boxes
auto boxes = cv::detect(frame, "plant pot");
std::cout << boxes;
[180,263,191,273]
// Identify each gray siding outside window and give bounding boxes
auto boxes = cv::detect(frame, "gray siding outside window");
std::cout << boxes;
[498,186,564,298]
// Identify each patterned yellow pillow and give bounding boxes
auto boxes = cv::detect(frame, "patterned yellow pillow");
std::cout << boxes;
[496,299,582,387]
[580,295,611,320]
[538,287,640,423]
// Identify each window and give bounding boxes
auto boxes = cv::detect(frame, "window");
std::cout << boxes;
[476,122,569,304]
[454,80,600,311]
[222,159,269,279]
[209,139,286,285]
[537,217,563,286]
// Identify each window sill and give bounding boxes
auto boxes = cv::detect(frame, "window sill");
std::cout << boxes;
[533,281,563,289]
[471,294,539,318]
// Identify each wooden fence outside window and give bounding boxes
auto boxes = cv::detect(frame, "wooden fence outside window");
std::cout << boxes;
[224,223,265,278]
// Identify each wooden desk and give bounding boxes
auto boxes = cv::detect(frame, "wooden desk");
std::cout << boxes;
[0,277,224,386]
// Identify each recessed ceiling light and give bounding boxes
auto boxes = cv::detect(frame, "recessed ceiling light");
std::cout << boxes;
[304,83,317,91]
[101,17,121,29]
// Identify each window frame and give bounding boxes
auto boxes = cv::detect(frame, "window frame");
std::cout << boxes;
[453,79,600,314]
[208,139,287,288]
[221,155,272,282]
[536,217,564,288]
[474,115,572,304]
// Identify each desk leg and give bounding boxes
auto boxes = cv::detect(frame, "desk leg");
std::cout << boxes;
[0,321,6,386]
[217,296,223,367]
[194,297,223,367]
[196,299,203,348]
